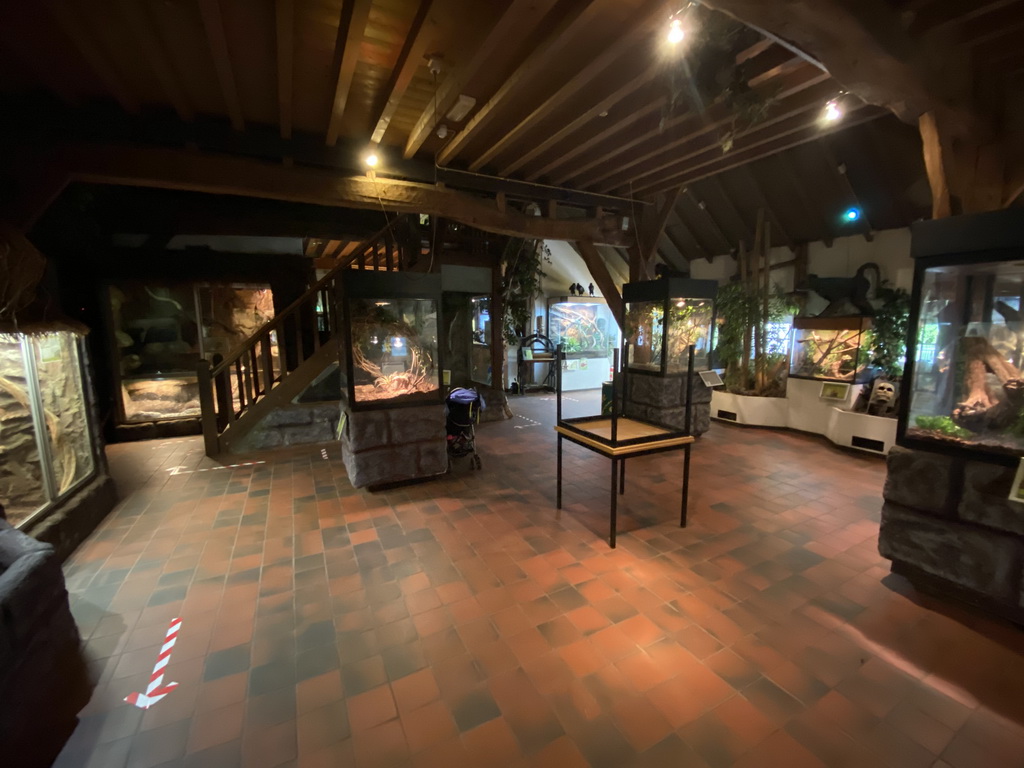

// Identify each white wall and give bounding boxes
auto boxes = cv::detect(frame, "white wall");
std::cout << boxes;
[689,228,913,301]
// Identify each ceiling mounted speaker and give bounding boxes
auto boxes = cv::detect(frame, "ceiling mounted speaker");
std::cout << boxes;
[446,94,476,122]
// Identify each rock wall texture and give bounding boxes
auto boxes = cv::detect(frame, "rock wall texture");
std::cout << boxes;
[235,403,342,453]
[342,404,447,489]
[878,446,1024,615]
[623,372,712,436]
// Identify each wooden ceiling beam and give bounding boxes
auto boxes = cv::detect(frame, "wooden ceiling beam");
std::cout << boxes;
[539,96,666,185]
[436,0,602,167]
[499,63,661,178]
[685,187,733,255]
[370,0,437,145]
[602,76,836,194]
[634,107,886,197]
[667,211,711,263]
[561,50,812,189]
[707,175,754,251]
[32,143,632,246]
[275,0,294,140]
[769,152,834,246]
[325,0,373,147]
[468,0,665,173]
[656,232,687,272]
[818,137,875,241]
[628,102,884,198]
[673,198,721,260]
[198,0,245,131]
[403,0,546,159]
[911,0,1021,36]
[117,0,192,121]
[321,239,344,259]
[575,240,623,326]
[739,164,794,251]
[524,46,788,184]
[662,222,690,262]
[45,1,139,114]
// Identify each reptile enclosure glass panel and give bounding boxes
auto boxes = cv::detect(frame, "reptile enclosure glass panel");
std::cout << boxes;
[789,316,873,383]
[623,278,717,375]
[340,272,443,411]
[899,210,1024,463]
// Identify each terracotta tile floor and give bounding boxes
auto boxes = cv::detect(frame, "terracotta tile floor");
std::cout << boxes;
[52,392,1024,768]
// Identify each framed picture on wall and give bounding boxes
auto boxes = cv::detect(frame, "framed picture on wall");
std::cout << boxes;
[699,370,724,387]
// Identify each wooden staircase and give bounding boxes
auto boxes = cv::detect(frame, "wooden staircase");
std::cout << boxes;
[197,215,424,457]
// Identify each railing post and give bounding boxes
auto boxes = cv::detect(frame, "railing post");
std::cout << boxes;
[197,359,220,457]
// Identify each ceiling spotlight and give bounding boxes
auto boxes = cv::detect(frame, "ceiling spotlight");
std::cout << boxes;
[364,152,379,168]
[667,18,685,44]
[823,99,843,123]
[844,207,861,222]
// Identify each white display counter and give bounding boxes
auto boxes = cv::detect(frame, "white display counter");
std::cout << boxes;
[711,379,897,455]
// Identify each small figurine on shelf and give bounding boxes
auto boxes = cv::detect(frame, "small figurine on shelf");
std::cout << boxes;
[588,283,595,297]
[576,282,585,296]
[569,283,577,296]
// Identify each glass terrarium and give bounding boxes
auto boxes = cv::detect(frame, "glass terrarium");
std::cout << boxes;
[341,272,442,410]
[789,316,873,383]
[0,332,97,528]
[547,297,619,356]
[903,255,1024,459]
[623,278,717,374]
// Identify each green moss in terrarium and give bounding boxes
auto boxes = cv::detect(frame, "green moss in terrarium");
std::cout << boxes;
[914,415,974,439]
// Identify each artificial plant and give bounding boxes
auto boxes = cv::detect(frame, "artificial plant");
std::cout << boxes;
[716,281,797,396]
[869,285,910,378]
[500,238,549,345]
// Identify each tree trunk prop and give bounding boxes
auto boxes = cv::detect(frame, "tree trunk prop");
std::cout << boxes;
[952,336,1024,431]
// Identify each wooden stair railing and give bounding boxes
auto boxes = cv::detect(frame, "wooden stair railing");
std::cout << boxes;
[197,215,421,456]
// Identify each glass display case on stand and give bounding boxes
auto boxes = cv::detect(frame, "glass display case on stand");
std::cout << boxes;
[623,278,717,374]
[547,296,618,391]
[790,316,873,383]
[340,272,442,410]
[901,252,1024,460]
[0,331,98,528]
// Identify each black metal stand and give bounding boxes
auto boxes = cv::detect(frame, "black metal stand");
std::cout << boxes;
[553,344,696,548]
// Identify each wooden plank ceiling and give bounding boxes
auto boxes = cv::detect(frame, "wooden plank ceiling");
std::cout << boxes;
[1,0,1021,260]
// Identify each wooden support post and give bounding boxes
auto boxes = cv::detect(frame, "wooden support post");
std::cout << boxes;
[576,239,624,328]
[490,251,505,389]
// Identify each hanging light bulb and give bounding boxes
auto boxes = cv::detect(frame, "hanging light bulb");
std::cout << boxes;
[364,152,379,168]
[667,18,685,44]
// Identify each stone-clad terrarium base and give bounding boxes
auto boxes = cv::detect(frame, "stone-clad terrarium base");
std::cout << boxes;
[878,446,1024,620]
[341,404,447,489]
[623,372,712,436]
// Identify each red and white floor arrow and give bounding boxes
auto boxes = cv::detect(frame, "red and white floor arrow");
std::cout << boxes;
[125,617,182,709]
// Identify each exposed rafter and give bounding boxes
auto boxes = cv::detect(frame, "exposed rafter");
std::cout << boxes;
[198,0,245,131]
[768,152,834,246]
[818,137,874,241]
[593,66,832,192]
[20,143,632,246]
[370,0,436,145]
[575,240,623,326]
[673,198,720,261]
[631,105,886,196]
[667,211,710,262]
[739,164,794,251]
[436,0,601,167]
[275,0,294,140]
[45,1,139,113]
[325,0,373,147]
[403,0,545,159]
[467,0,665,173]
[684,187,733,254]
[118,0,192,121]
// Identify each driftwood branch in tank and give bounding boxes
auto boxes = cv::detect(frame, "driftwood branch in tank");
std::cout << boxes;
[952,336,1024,432]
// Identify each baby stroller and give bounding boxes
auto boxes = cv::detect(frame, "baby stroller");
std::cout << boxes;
[446,387,483,470]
